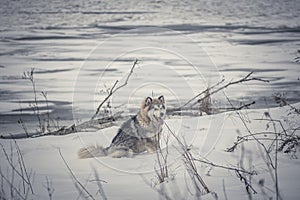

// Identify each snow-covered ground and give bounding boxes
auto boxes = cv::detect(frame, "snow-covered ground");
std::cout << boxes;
[0,103,299,199]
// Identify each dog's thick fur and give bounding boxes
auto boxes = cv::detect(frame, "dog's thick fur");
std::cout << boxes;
[78,95,166,158]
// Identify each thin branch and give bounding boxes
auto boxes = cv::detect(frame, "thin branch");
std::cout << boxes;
[41,91,51,131]
[228,101,256,111]
[58,148,96,200]
[262,114,282,200]
[164,122,211,194]
[92,59,138,120]
[44,176,55,200]
[75,174,92,200]
[179,78,225,109]
[92,167,107,200]
[193,157,256,175]
[254,118,288,136]
[222,179,228,200]
[13,139,34,194]
[168,72,268,114]
[17,101,29,138]
[193,72,268,108]
[16,142,26,194]
[155,131,170,184]
[225,95,275,169]
[0,143,30,186]
[235,170,257,195]
[23,68,43,132]
[0,169,27,200]
[140,175,173,200]
[10,142,15,199]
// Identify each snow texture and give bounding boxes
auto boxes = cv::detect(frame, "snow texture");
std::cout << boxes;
[0,104,300,199]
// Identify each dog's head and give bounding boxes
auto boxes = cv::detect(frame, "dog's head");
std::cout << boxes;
[141,95,166,126]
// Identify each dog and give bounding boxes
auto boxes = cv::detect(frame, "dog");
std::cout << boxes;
[78,95,166,158]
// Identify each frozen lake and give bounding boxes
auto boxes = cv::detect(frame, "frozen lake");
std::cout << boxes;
[0,0,299,136]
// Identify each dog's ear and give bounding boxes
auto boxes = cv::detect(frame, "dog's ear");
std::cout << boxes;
[144,97,153,107]
[158,95,165,104]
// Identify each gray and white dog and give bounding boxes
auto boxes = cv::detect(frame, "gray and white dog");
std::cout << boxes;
[78,95,166,158]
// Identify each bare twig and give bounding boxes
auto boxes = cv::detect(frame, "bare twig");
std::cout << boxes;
[92,59,138,120]
[179,78,225,110]
[41,91,51,131]
[17,118,29,138]
[193,157,256,175]
[0,142,34,200]
[23,68,43,132]
[140,175,173,200]
[199,87,212,115]
[164,122,210,194]
[0,168,27,200]
[225,129,289,153]
[225,95,288,200]
[240,139,255,200]
[58,148,96,200]
[169,72,268,114]
[294,49,300,63]
[183,150,209,196]
[0,143,31,186]
[0,167,5,199]
[229,101,256,111]
[193,72,268,108]
[92,167,107,200]
[235,170,257,195]
[75,174,92,200]
[13,139,34,194]
[278,135,300,154]
[225,96,275,169]
[17,102,29,138]
[261,114,282,200]
[10,142,15,199]
[222,179,228,200]
[155,131,170,184]
[44,176,55,200]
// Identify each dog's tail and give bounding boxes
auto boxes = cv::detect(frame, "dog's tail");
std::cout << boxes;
[78,145,108,159]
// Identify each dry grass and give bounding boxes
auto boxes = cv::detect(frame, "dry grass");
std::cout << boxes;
[0,140,34,200]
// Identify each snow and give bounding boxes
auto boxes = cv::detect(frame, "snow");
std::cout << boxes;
[1,0,300,135]
[0,103,299,199]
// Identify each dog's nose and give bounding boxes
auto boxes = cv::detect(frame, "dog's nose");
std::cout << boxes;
[160,113,164,117]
